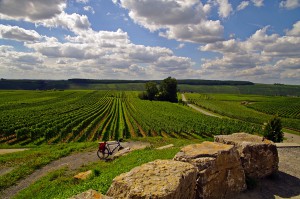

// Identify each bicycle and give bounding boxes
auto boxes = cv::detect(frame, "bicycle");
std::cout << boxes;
[97,139,124,159]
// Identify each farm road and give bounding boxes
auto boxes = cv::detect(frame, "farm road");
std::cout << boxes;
[1,141,149,199]
[181,94,221,118]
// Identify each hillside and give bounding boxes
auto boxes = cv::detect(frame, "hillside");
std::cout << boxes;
[1,79,300,96]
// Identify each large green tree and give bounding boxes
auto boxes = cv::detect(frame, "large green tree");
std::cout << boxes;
[145,81,158,101]
[159,77,178,103]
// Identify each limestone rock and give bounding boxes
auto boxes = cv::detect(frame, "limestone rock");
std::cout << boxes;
[106,159,197,199]
[214,132,279,178]
[69,189,112,199]
[174,141,246,199]
[74,170,93,180]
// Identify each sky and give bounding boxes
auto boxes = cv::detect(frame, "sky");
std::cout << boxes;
[0,0,300,84]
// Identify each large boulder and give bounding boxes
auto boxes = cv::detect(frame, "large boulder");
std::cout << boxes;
[174,141,246,199]
[106,159,197,199]
[214,133,279,178]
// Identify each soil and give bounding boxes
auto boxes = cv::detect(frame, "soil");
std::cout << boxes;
[0,149,29,155]
[1,141,150,199]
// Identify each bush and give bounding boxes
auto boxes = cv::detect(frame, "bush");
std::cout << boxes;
[263,115,284,142]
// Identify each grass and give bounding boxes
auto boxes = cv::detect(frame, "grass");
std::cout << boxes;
[11,137,202,199]
[0,142,96,191]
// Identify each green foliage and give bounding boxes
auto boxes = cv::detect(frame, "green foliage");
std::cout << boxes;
[145,82,158,100]
[159,77,178,103]
[263,115,284,142]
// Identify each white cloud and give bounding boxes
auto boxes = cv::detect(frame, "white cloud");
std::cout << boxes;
[0,25,41,42]
[176,43,185,49]
[251,0,264,7]
[37,12,91,35]
[280,0,300,9]
[286,21,300,36]
[76,0,89,4]
[215,0,233,18]
[84,6,95,14]
[199,21,300,83]
[237,1,250,11]
[0,0,66,21]
[115,0,224,44]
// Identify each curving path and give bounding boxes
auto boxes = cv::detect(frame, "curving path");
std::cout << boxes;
[1,141,149,199]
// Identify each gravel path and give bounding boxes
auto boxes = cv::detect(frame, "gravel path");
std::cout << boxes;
[1,141,149,199]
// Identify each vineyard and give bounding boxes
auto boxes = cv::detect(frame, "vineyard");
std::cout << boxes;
[0,90,261,145]
[184,93,300,131]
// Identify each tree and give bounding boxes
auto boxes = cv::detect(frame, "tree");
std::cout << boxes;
[159,77,178,102]
[145,81,158,100]
[263,115,284,142]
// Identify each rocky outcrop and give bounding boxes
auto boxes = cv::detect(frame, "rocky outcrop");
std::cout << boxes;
[69,189,112,199]
[106,159,197,199]
[174,141,246,199]
[214,133,279,178]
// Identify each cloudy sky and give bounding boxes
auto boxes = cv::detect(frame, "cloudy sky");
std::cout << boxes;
[0,0,300,84]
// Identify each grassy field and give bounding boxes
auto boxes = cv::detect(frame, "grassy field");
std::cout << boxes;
[185,93,300,132]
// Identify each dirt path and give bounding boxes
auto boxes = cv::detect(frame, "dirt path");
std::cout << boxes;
[0,149,29,155]
[181,94,221,118]
[283,132,300,144]
[1,141,149,199]
[234,147,300,199]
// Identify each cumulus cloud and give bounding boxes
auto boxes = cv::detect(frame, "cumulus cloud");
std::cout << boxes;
[280,0,300,9]
[0,0,66,21]
[237,1,250,11]
[114,0,223,44]
[215,0,233,18]
[37,12,91,35]
[76,0,89,4]
[251,0,264,7]
[0,25,41,42]
[84,6,95,14]
[286,21,300,36]
[199,21,300,83]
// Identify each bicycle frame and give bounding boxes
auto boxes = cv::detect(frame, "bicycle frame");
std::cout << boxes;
[106,141,121,155]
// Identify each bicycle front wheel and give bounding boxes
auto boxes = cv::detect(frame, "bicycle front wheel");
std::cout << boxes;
[97,147,109,159]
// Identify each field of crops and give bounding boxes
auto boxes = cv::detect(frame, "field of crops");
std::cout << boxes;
[0,90,262,145]
[185,93,300,131]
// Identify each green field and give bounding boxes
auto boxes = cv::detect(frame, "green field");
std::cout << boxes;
[185,93,300,131]
[0,90,262,145]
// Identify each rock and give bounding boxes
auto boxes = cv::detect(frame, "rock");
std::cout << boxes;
[106,159,197,199]
[156,144,174,150]
[69,189,112,199]
[174,141,246,199]
[214,132,279,178]
[74,170,93,180]
[113,147,131,158]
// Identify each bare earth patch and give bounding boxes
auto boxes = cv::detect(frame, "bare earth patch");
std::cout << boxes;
[0,149,29,155]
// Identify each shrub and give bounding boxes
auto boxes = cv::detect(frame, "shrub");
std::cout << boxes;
[263,115,284,142]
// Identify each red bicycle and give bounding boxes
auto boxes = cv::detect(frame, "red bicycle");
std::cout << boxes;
[97,139,124,159]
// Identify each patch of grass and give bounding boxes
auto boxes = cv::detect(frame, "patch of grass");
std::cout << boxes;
[0,142,96,191]
[13,138,201,199]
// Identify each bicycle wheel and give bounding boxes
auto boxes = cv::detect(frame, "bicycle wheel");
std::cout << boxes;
[97,147,109,159]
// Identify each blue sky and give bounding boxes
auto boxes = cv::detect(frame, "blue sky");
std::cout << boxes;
[0,0,300,84]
